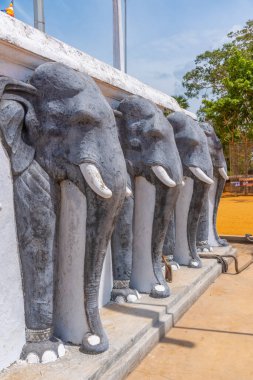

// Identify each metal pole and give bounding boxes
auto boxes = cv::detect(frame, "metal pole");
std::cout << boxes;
[33,0,45,32]
[113,0,125,72]
[124,0,127,73]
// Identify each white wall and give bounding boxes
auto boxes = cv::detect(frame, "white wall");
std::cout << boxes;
[0,141,26,371]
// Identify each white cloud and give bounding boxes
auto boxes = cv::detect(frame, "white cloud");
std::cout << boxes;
[128,26,240,113]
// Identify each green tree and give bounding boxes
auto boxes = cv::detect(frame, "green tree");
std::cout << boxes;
[183,20,253,144]
[173,95,189,110]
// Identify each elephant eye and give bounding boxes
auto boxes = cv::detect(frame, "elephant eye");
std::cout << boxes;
[146,128,164,139]
[129,137,141,150]
[70,112,100,127]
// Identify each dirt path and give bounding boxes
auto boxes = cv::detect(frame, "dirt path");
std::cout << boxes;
[127,244,253,380]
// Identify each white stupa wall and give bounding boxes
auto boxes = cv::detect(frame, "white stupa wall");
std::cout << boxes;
[0,141,26,371]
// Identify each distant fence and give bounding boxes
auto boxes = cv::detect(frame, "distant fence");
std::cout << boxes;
[229,141,253,177]
[224,175,253,195]
[226,141,253,195]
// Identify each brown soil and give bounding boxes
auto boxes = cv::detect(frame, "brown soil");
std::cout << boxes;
[217,195,253,235]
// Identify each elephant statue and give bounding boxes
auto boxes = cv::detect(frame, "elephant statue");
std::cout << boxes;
[196,122,229,250]
[0,63,127,360]
[164,112,214,268]
[111,95,183,301]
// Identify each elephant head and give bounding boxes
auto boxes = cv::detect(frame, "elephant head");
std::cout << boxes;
[167,112,214,268]
[197,122,229,248]
[0,63,127,359]
[111,95,183,300]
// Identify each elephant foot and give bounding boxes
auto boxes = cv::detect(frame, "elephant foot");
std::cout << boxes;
[150,283,170,298]
[20,337,65,364]
[81,332,109,355]
[217,237,229,247]
[170,260,180,271]
[163,256,180,271]
[197,240,213,252]
[189,257,202,268]
[111,287,141,304]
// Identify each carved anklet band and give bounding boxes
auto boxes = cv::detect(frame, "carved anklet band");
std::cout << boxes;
[197,240,208,246]
[26,327,53,342]
[113,280,130,289]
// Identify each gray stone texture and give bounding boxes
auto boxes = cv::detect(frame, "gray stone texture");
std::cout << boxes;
[111,96,183,300]
[198,122,228,248]
[0,63,127,357]
[165,112,213,267]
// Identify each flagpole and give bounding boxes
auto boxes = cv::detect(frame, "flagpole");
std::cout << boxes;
[33,0,45,32]
[124,0,127,73]
[113,0,125,72]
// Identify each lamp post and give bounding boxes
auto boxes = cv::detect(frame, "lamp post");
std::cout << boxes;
[33,0,45,32]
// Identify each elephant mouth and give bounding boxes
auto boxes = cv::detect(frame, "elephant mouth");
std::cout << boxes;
[79,162,113,199]
[217,167,229,180]
[79,162,131,199]
[151,165,177,187]
[144,160,184,188]
[188,166,214,185]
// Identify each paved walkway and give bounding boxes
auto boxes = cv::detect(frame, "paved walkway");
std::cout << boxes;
[127,244,253,380]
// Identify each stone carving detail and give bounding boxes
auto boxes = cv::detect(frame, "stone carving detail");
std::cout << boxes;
[164,112,214,268]
[111,96,183,301]
[0,62,127,359]
[197,122,229,249]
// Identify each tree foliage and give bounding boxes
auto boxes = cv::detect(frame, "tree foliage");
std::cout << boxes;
[173,95,189,110]
[183,20,253,144]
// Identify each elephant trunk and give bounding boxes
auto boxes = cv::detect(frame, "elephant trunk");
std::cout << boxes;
[187,178,211,267]
[196,189,211,252]
[82,172,126,354]
[150,182,180,297]
[213,173,229,246]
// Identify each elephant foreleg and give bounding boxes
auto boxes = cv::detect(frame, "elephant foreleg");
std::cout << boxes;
[14,161,63,363]
[150,183,180,298]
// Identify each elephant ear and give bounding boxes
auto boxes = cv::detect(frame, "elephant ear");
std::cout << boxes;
[0,76,38,175]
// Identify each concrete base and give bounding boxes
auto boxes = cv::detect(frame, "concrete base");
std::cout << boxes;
[0,246,235,380]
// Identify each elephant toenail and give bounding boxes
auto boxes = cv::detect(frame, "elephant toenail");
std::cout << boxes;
[87,335,101,346]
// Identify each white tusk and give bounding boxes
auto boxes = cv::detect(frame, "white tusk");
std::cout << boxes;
[189,167,214,185]
[151,166,176,187]
[79,163,112,199]
[126,186,133,197]
[181,181,185,187]
[218,167,229,180]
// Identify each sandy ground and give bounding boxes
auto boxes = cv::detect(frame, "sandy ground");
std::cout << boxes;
[217,195,253,235]
[127,244,253,380]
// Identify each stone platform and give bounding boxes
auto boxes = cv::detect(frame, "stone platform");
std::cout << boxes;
[0,246,235,380]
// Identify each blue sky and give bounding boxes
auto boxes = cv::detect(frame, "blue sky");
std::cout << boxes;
[8,0,253,112]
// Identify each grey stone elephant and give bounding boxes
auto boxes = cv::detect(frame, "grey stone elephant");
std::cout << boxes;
[196,122,229,250]
[164,112,214,268]
[111,96,183,301]
[0,63,127,359]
